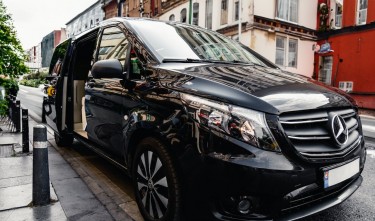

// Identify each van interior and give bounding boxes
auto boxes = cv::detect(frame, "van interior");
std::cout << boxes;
[70,31,98,139]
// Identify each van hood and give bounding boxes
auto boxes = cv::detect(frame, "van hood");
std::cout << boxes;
[157,63,355,114]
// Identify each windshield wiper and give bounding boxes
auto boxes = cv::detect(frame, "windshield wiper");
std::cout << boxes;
[162,58,206,63]
[162,58,252,65]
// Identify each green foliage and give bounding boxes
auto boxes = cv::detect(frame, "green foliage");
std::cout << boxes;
[0,0,29,77]
[19,71,48,88]
[0,99,7,116]
[0,77,18,96]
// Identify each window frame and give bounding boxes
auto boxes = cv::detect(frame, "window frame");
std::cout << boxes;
[234,0,239,21]
[335,2,343,28]
[357,0,368,25]
[180,8,187,23]
[205,0,213,29]
[318,56,333,85]
[276,0,299,24]
[221,0,229,25]
[169,14,175,21]
[275,35,298,68]
[193,2,199,25]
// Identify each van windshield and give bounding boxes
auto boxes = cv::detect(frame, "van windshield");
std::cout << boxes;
[128,20,268,66]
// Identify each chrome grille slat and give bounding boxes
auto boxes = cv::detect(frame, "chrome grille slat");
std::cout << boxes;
[280,118,328,125]
[288,136,330,140]
[279,108,361,161]
[300,136,361,158]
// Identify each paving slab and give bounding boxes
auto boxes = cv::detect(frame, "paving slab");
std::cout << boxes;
[0,202,67,221]
[0,133,22,145]
[0,183,57,211]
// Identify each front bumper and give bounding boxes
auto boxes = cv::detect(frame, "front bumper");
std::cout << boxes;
[179,135,366,220]
[277,175,362,221]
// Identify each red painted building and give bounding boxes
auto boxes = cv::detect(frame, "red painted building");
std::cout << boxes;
[315,0,375,111]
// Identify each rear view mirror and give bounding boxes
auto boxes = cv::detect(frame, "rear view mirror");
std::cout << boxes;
[91,59,124,79]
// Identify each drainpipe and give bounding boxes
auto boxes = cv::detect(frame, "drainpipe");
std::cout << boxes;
[117,0,125,17]
[189,0,193,24]
[238,0,242,42]
[140,0,144,17]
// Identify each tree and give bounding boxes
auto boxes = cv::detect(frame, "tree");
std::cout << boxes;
[0,0,28,77]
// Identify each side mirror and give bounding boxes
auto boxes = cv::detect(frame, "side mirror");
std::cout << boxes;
[91,59,124,79]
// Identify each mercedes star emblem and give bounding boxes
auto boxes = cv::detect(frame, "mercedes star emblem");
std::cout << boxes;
[329,113,349,146]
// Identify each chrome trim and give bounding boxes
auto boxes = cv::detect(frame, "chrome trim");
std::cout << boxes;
[300,136,362,158]
[288,136,331,140]
[61,76,68,131]
[340,112,356,118]
[280,118,328,125]
[348,123,359,133]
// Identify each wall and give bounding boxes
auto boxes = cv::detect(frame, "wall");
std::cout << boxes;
[254,0,275,20]
[342,0,356,27]
[254,0,316,29]
[104,1,118,19]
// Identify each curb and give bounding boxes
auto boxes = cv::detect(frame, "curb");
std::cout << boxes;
[26,112,136,221]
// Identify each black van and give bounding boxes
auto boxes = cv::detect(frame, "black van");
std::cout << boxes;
[43,18,366,221]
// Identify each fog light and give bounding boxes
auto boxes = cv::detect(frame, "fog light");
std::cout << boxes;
[237,199,251,214]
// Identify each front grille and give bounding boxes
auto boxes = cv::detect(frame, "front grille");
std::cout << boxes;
[279,108,361,160]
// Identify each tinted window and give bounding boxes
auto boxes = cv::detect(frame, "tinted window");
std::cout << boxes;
[129,20,266,66]
[49,40,70,76]
[98,27,130,69]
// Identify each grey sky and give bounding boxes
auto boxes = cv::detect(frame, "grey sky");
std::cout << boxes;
[3,0,97,50]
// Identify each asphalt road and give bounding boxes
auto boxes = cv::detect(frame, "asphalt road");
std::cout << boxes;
[17,85,44,122]
[17,84,375,220]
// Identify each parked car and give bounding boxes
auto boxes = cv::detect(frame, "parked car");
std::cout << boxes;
[43,18,366,221]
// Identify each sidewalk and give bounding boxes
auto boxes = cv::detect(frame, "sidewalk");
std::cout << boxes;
[0,116,115,221]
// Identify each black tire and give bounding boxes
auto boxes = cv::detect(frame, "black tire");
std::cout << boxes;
[54,131,73,147]
[132,137,181,221]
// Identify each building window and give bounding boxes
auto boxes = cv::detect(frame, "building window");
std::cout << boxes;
[193,3,199,25]
[319,56,333,85]
[169,14,175,21]
[276,0,298,23]
[221,0,228,25]
[339,81,353,92]
[357,0,368,25]
[288,39,298,67]
[206,0,213,29]
[335,2,343,28]
[234,0,239,21]
[180,8,187,23]
[276,36,286,66]
[276,36,298,68]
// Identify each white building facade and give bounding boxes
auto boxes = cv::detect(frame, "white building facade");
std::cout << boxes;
[26,43,42,70]
[158,0,318,77]
[65,0,105,38]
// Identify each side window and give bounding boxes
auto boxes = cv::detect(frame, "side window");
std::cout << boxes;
[49,40,70,76]
[97,27,130,69]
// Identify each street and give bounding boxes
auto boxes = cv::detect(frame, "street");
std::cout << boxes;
[17,85,44,122]
[18,85,375,220]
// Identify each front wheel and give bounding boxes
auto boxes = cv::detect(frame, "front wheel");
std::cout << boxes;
[132,137,181,221]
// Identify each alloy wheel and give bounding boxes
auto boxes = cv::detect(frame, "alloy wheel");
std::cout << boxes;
[136,150,169,219]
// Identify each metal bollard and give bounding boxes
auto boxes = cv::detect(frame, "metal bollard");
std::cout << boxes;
[32,125,50,206]
[15,100,21,132]
[22,109,29,153]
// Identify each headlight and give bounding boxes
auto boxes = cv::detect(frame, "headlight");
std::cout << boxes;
[181,94,280,152]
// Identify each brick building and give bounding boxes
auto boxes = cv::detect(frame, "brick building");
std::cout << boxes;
[314,0,375,110]
[101,0,162,19]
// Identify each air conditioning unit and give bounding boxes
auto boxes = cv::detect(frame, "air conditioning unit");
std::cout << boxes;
[339,81,353,93]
